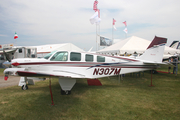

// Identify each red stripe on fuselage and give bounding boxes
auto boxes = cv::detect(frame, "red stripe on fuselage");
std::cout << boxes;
[17,62,156,69]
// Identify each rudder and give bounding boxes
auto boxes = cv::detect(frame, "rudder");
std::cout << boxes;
[139,36,167,63]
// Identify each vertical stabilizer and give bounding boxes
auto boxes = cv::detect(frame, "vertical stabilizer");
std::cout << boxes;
[139,36,167,63]
[169,41,180,49]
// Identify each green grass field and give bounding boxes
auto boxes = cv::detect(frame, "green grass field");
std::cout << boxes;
[0,66,180,120]
[0,69,4,76]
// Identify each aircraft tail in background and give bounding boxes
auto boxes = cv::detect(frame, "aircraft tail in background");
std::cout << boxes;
[138,36,167,63]
[169,41,180,49]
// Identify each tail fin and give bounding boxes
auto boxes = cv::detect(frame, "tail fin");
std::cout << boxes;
[169,41,180,49]
[139,36,167,63]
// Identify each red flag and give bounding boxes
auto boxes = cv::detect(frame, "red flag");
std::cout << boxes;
[93,0,98,12]
[113,18,116,25]
[14,32,18,39]
[113,18,117,30]
[123,21,127,26]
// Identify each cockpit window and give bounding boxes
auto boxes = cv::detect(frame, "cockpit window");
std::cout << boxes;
[44,51,56,59]
[50,51,68,61]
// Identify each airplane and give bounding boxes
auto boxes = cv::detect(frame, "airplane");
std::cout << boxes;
[0,47,18,67]
[169,41,180,50]
[3,36,167,95]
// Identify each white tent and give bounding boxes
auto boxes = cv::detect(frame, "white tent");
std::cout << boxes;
[97,36,180,56]
[33,43,84,57]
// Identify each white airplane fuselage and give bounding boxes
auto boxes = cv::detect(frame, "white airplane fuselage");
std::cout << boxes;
[3,36,167,94]
[7,51,156,79]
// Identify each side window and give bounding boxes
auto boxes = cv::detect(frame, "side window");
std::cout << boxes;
[97,56,105,62]
[50,51,68,61]
[85,54,93,62]
[70,52,81,61]
[19,48,22,53]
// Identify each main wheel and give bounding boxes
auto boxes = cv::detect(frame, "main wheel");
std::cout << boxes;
[61,89,71,95]
[22,85,28,90]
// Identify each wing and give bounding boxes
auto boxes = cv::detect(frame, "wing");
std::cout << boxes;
[4,68,86,78]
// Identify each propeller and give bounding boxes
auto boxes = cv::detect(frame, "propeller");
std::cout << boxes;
[3,61,12,68]
[3,48,11,62]
[2,48,12,68]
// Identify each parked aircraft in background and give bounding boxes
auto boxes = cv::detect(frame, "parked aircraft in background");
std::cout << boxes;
[0,44,17,67]
[0,44,37,68]
[169,41,180,50]
[3,36,167,95]
[162,41,180,60]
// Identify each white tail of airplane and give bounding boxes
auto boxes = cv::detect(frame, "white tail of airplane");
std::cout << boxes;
[138,36,167,63]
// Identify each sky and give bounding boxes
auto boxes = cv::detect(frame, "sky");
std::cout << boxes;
[0,0,180,51]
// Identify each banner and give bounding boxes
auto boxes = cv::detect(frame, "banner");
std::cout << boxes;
[100,36,112,46]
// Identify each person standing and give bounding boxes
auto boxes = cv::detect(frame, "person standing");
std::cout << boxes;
[168,57,172,73]
[173,57,178,75]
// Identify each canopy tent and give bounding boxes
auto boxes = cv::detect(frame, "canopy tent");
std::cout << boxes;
[97,36,180,56]
[33,43,84,57]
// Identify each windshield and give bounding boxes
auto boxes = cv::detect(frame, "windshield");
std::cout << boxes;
[50,51,68,61]
[44,51,56,59]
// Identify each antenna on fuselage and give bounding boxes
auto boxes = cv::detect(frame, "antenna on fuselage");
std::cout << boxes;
[88,47,93,52]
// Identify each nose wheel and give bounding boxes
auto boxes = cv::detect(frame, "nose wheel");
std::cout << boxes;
[21,85,28,90]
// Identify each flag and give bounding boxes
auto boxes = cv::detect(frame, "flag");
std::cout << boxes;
[113,18,117,30]
[123,27,128,33]
[90,11,101,25]
[93,0,98,12]
[113,19,116,25]
[123,21,127,26]
[97,9,100,18]
[14,32,18,39]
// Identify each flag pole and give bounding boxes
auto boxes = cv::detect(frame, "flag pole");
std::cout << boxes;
[95,0,98,51]
[112,18,113,45]
[98,9,100,51]
[96,23,97,51]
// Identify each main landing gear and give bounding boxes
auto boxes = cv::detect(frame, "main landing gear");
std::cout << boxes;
[22,85,28,90]
[61,89,71,95]
[59,78,76,95]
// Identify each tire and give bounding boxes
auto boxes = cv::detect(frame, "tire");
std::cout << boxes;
[21,85,28,90]
[61,89,71,95]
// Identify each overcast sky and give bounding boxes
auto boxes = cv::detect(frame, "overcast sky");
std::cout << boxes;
[0,0,180,51]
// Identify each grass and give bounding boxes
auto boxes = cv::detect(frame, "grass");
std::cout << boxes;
[0,69,4,76]
[0,66,180,120]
